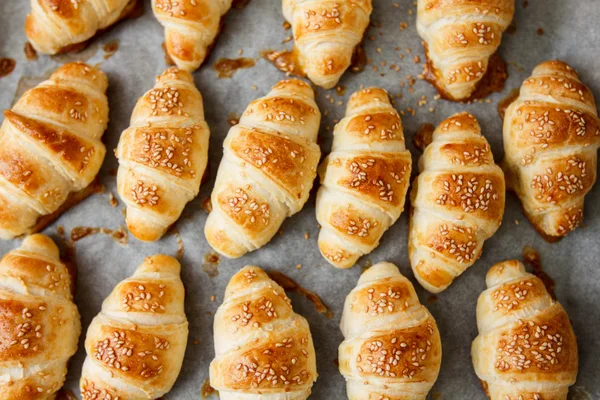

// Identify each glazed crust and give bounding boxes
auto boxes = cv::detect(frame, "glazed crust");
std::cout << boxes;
[409,112,505,293]
[339,262,442,400]
[116,68,210,241]
[472,260,578,400]
[282,0,373,89]
[0,62,108,239]
[209,266,317,400]
[417,0,514,101]
[204,79,321,258]
[0,234,81,399]
[152,0,232,71]
[316,88,412,268]
[502,60,600,241]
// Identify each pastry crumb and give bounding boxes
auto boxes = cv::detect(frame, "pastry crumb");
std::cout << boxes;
[296,264,302,270]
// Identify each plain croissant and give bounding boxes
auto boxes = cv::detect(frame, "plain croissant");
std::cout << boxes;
[152,0,232,71]
[0,234,81,399]
[417,0,514,101]
[0,62,108,240]
[116,67,210,241]
[204,79,321,258]
[409,112,505,293]
[339,262,442,399]
[25,0,138,54]
[210,266,317,399]
[503,60,600,241]
[282,0,373,89]
[472,260,578,399]
[317,88,412,268]
[80,255,188,399]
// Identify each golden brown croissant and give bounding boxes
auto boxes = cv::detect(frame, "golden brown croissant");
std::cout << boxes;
[282,0,373,89]
[503,60,600,241]
[339,262,442,399]
[25,0,139,54]
[0,234,81,399]
[472,260,578,399]
[116,67,210,241]
[409,112,505,293]
[210,266,318,399]
[316,88,412,268]
[417,0,515,101]
[204,79,321,258]
[80,255,188,399]
[152,0,232,71]
[0,62,108,240]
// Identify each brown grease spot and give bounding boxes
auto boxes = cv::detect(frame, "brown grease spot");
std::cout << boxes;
[350,43,367,73]
[335,85,346,96]
[413,123,435,151]
[506,23,517,35]
[24,42,38,61]
[523,246,556,300]
[201,196,213,213]
[262,48,304,77]
[282,21,291,30]
[102,40,119,59]
[203,253,220,278]
[0,58,16,78]
[214,57,255,78]
[172,228,185,260]
[427,295,438,304]
[537,28,545,36]
[497,88,520,120]
[201,378,217,398]
[268,271,334,318]
[227,113,240,126]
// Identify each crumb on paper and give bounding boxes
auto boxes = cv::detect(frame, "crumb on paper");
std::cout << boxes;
[296,264,302,270]
[515,219,520,225]
[210,295,216,302]
[108,192,118,207]
[304,232,309,240]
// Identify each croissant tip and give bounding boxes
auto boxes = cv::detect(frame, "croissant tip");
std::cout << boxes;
[140,254,182,275]
[485,260,526,288]
[20,234,60,259]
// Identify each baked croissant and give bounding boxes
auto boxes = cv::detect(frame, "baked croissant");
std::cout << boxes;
[417,0,514,101]
[0,62,108,240]
[282,0,373,89]
[80,255,188,399]
[152,0,232,71]
[409,112,505,293]
[339,262,442,399]
[0,234,81,399]
[472,260,578,399]
[116,67,210,241]
[317,88,412,268]
[25,0,139,54]
[210,266,318,399]
[503,60,600,241]
[204,79,321,258]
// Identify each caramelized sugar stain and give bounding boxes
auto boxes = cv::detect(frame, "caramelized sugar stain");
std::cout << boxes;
[172,228,185,260]
[537,27,545,36]
[201,196,213,213]
[506,23,517,35]
[268,271,334,319]
[497,89,520,120]
[262,48,304,77]
[203,253,221,278]
[201,378,217,398]
[102,40,119,60]
[214,57,256,78]
[24,42,38,61]
[413,123,435,151]
[70,225,128,245]
[228,113,240,126]
[523,246,556,299]
[282,21,291,30]
[0,58,16,78]
[335,85,346,96]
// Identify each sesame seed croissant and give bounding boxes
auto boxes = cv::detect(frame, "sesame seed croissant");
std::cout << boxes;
[80,255,188,400]
[417,0,514,101]
[210,266,318,399]
[472,260,578,400]
[0,62,108,240]
[339,262,442,399]
[116,67,210,242]
[152,0,232,71]
[204,79,321,258]
[316,88,412,269]
[282,0,373,89]
[0,234,81,399]
[502,60,600,242]
[409,112,505,293]
[25,0,139,54]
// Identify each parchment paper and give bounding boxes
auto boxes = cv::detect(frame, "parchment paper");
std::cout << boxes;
[0,1,599,398]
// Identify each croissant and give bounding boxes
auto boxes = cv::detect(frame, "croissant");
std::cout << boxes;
[116,67,210,241]
[204,79,321,258]
[409,112,505,293]
[25,0,139,54]
[152,0,232,71]
[0,62,108,240]
[316,88,412,269]
[80,255,188,399]
[339,262,442,399]
[210,266,318,399]
[502,60,600,241]
[0,234,81,399]
[416,0,514,101]
[282,0,373,89]
[472,260,578,399]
